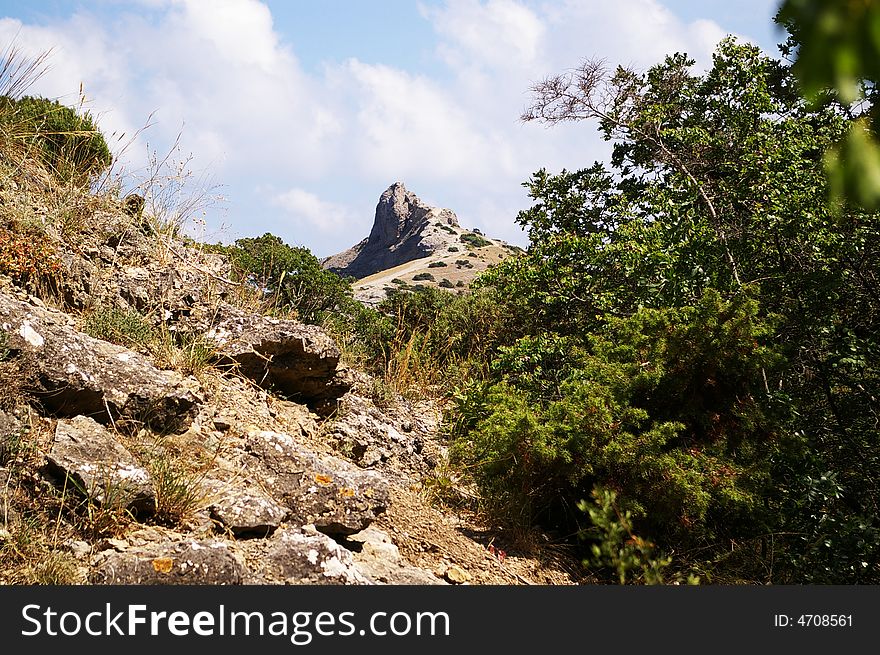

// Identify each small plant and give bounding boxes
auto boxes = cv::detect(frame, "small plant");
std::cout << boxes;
[148,454,207,525]
[391,278,407,285]
[447,246,459,252]
[578,487,698,585]
[64,470,137,539]
[455,259,474,269]
[428,261,448,268]
[413,272,435,282]
[81,306,155,349]
[150,330,216,378]
[0,223,62,283]
[439,278,454,289]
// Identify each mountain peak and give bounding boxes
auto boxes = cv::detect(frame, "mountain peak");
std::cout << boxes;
[323,182,460,279]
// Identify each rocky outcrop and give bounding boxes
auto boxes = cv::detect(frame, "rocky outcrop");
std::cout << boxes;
[244,429,388,536]
[344,527,444,585]
[0,292,201,433]
[322,182,461,279]
[45,416,156,513]
[246,526,372,585]
[203,307,349,411]
[90,537,245,585]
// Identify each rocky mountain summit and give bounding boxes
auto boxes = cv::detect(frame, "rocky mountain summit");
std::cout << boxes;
[323,182,460,279]
[0,184,571,586]
[323,183,520,305]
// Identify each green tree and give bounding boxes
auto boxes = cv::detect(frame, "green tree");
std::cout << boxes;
[458,37,880,582]
[225,233,354,324]
[777,0,880,209]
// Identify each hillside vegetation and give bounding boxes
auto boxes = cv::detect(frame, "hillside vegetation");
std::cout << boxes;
[1,14,879,586]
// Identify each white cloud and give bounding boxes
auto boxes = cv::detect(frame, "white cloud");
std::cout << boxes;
[0,0,744,255]
[424,0,546,72]
[271,188,356,234]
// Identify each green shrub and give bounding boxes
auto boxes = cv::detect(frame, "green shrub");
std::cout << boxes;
[82,307,155,349]
[460,232,492,248]
[428,261,448,268]
[412,272,434,281]
[439,278,454,288]
[449,290,778,544]
[0,95,112,181]
[223,233,355,324]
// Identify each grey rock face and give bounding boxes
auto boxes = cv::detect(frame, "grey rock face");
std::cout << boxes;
[90,539,244,584]
[248,526,372,585]
[322,182,460,279]
[345,526,444,585]
[245,429,389,536]
[45,416,156,513]
[203,477,289,536]
[203,306,350,411]
[0,292,201,433]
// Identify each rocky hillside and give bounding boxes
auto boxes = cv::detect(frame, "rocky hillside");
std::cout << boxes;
[323,182,521,305]
[0,174,573,586]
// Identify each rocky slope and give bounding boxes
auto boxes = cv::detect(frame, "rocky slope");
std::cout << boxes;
[0,187,575,586]
[322,182,521,305]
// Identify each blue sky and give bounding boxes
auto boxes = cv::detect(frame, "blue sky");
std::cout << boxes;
[0,0,784,257]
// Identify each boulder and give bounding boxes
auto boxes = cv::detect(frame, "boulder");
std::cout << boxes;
[45,416,155,513]
[345,527,445,585]
[204,308,349,410]
[247,526,372,585]
[203,476,289,536]
[0,292,201,433]
[90,538,244,585]
[244,429,388,536]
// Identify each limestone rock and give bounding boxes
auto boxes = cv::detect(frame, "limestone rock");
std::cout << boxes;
[45,416,155,513]
[203,306,349,410]
[0,292,201,432]
[203,477,289,536]
[245,429,389,535]
[323,182,460,279]
[345,526,445,585]
[247,526,372,585]
[90,538,244,585]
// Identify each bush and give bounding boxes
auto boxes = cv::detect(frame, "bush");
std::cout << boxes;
[460,232,492,248]
[428,261,448,268]
[0,223,61,282]
[412,272,434,281]
[449,290,779,545]
[81,307,155,349]
[223,233,355,324]
[0,95,112,181]
[439,279,454,288]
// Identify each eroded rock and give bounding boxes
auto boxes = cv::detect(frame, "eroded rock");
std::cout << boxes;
[90,538,244,585]
[245,429,388,536]
[323,182,460,279]
[345,527,444,585]
[203,477,289,536]
[45,416,155,513]
[0,292,201,432]
[204,307,349,410]
[247,526,372,585]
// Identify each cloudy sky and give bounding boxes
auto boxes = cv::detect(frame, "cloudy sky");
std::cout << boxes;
[0,0,783,257]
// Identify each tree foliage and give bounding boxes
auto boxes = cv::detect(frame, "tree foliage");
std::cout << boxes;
[451,37,880,583]
[224,233,354,324]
